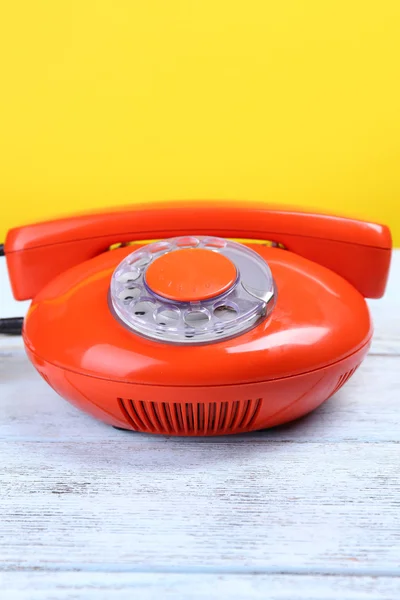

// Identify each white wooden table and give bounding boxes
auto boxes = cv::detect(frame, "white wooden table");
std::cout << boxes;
[1,253,399,599]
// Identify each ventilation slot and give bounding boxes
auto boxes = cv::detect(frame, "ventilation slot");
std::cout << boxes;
[331,364,360,397]
[118,398,262,435]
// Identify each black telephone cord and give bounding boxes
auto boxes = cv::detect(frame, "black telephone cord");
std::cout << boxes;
[0,243,23,335]
[0,317,23,335]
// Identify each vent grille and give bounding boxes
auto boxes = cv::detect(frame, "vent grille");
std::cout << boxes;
[331,364,360,397]
[118,398,262,435]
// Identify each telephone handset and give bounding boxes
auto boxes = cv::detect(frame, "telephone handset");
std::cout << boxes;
[6,201,391,300]
[4,202,392,436]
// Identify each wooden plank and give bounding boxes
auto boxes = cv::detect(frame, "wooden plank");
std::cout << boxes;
[1,572,399,600]
[367,251,400,355]
[1,441,399,570]
[1,352,399,442]
[0,259,29,320]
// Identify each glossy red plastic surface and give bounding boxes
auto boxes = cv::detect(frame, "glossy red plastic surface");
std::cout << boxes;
[28,345,367,435]
[145,248,237,301]
[6,202,390,435]
[6,201,392,300]
[23,245,372,387]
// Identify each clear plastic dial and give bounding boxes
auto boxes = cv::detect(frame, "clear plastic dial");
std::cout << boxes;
[110,236,275,344]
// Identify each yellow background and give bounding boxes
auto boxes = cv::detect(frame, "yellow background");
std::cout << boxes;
[1,1,399,244]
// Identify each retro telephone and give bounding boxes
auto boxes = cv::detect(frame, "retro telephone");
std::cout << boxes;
[4,202,392,436]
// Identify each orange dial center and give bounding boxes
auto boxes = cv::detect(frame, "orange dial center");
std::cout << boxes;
[145,248,237,302]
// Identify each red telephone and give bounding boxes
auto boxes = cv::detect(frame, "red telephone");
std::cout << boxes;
[4,201,392,436]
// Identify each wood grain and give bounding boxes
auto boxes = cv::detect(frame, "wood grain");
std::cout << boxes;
[1,573,400,600]
[1,440,400,570]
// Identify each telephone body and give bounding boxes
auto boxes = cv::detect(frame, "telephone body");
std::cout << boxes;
[4,202,392,436]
